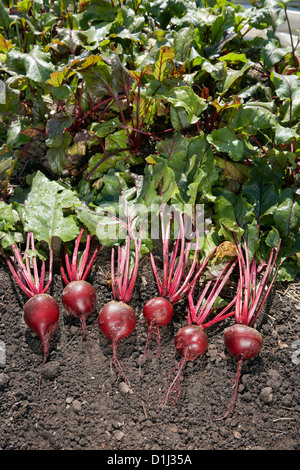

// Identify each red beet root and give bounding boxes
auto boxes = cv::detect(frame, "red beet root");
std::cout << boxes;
[2,233,59,393]
[62,280,96,337]
[217,324,263,420]
[60,228,100,354]
[217,233,279,420]
[143,208,205,366]
[175,324,208,360]
[143,297,174,328]
[158,325,208,415]
[141,297,174,363]
[224,324,263,361]
[23,293,59,393]
[98,300,136,384]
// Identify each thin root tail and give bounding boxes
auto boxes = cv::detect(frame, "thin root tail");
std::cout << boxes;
[38,341,50,395]
[138,326,162,374]
[216,358,243,421]
[80,317,95,362]
[156,357,187,421]
[111,341,131,386]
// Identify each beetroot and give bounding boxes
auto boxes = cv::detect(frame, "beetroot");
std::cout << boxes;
[98,300,136,384]
[24,293,59,392]
[158,246,238,416]
[141,208,207,365]
[141,296,174,361]
[224,324,263,361]
[98,300,136,344]
[217,235,280,420]
[62,280,96,337]
[143,297,174,328]
[175,324,208,360]
[24,294,59,345]
[98,216,143,383]
[60,227,99,344]
[158,325,208,415]
[2,232,59,393]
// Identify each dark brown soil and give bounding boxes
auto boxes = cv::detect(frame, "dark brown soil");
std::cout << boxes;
[0,250,299,451]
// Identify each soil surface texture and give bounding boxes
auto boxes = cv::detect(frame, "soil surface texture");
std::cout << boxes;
[0,251,299,451]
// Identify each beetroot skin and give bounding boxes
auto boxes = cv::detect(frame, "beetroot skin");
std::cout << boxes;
[62,280,96,319]
[23,293,59,342]
[98,300,136,343]
[224,324,263,360]
[175,324,208,361]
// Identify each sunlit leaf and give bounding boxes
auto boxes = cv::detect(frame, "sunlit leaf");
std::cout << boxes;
[24,171,80,244]
[207,128,244,161]
[6,46,55,83]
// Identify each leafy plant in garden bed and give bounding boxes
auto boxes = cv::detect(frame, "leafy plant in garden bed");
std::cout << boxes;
[0,0,299,422]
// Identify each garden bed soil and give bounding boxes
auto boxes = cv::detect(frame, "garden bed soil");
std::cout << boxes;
[0,251,299,451]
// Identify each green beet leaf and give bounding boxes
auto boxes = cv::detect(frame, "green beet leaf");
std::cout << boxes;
[207,128,244,162]
[23,171,81,245]
[241,159,282,222]
[6,46,55,83]
[271,71,300,124]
